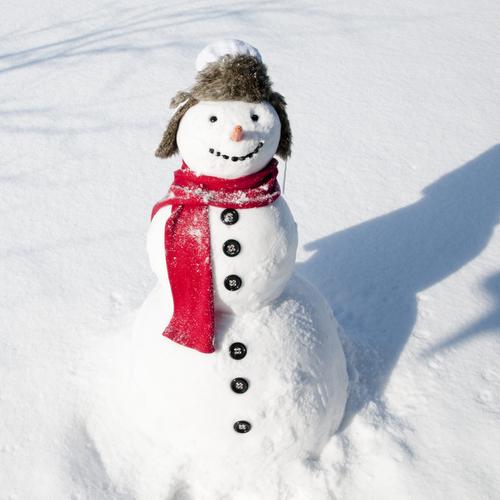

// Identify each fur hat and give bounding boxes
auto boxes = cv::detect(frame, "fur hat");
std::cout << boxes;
[155,53,292,160]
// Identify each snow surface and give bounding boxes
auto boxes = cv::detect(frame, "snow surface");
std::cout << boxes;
[1,0,500,499]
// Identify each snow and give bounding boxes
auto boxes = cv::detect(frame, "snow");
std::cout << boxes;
[196,39,262,71]
[1,0,500,499]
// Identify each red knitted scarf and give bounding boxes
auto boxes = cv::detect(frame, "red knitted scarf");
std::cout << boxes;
[151,158,280,353]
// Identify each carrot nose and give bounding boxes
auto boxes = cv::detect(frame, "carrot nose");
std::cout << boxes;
[230,125,243,142]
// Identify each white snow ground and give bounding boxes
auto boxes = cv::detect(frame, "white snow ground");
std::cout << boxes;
[1,0,499,498]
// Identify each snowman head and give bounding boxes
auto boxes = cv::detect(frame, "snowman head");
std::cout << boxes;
[155,41,292,179]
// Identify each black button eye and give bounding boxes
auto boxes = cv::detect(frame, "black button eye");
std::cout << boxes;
[251,115,259,121]
[210,116,218,123]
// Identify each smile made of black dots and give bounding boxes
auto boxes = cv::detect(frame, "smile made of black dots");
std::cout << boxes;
[209,142,264,162]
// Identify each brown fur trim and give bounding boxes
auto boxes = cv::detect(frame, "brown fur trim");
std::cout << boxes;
[190,54,272,103]
[155,98,199,158]
[156,54,292,160]
[268,92,292,161]
[170,91,192,108]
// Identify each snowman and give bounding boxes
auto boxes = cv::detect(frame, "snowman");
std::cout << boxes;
[130,40,348,486]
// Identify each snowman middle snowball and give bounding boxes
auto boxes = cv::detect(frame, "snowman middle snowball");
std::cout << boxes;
[176,100,281,179]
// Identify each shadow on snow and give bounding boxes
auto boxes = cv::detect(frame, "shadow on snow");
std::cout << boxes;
[0,0,296,74]
[295,145,500,423]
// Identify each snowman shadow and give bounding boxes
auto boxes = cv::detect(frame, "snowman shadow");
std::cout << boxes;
[425,271,500,355]
[295,145,500,424]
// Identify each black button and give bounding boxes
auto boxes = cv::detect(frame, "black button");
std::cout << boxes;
[221,208,239,225]
[234,421,251,433]
[229,342,247,360]
[224,275,242,291]
[231,378,249,394]
[222,239,241,257]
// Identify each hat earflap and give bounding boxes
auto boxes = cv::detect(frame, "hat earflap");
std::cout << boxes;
[269,92,292,161]
[155,95,198,159]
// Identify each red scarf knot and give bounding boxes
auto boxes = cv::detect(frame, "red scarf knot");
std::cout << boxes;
[152,159,280,353]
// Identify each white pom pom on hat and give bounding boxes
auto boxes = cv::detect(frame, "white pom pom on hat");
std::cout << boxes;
[195,39,262,72]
